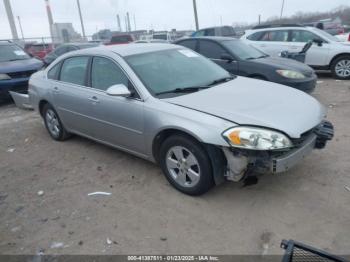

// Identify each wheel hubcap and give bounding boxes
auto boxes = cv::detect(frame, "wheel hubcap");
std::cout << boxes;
[45,109,60,137]
[166,146,200,188]
[335,59,350,77]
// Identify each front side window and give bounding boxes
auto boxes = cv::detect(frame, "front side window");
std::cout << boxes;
[91,57,128,91]
[198,41,226,59]
[291,30,323,43]
[48,62,61,80]
[125,48,230,96]
[60,56,89,86]
[0,44,30,62]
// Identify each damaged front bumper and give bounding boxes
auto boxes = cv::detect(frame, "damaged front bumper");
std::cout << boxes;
[223,120,334,181]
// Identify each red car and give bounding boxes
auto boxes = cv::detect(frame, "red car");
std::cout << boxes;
[25,43,53,59]
[105,34,135,45]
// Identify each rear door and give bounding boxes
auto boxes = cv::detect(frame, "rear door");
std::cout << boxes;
[197,40,239,74]
[52,56,96,137]
[248,29,290,57]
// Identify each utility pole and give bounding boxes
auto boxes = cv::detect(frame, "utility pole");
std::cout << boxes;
[117,14,122,32]
[17,16,24,39]
[76,0,86,40]
[258,14,261,25]
[192,0,199,31]
[44,0,54,42]
[280,0,285,19]
[133,14,136,31]
[127,12,131,32]
[3,0,18,40]
[124,15,128,32]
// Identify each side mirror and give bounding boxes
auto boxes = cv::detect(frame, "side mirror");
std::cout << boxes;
[313,38,323,47]
[221,53,234,63]
[106,84,131,97]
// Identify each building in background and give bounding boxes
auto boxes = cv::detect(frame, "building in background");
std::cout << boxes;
[51,23,82,43]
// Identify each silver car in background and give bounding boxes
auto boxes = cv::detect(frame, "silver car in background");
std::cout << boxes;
[29,44,334,195]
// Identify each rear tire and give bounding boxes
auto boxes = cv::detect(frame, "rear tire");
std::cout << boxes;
[331,55,350,80]
[159,135,214,196]
[42,103,71,141]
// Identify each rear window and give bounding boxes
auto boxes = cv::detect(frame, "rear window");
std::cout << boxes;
[60,56,89,86]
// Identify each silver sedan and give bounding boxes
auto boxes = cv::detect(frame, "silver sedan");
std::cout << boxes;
[29,44,333,195]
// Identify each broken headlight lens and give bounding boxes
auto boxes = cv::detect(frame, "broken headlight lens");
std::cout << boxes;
[223,127,292,150]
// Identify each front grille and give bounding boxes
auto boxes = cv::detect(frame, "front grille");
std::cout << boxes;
[7,70,37,79]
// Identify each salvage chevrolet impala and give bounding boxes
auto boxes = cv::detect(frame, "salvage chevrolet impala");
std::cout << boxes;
[28,44,334,195]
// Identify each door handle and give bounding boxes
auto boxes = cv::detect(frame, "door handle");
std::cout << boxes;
[53,86,59,93]
[88,96,100,104]
[290,46,299,50]
[260,44,266,47]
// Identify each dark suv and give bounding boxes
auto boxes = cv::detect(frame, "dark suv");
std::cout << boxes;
[0,41,43,98]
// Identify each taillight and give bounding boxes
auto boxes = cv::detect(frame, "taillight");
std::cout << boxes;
[348,34,350,42]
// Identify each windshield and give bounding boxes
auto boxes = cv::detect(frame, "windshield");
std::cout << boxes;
[222,40,267,60]
[311,28,340,42]
[0,44,31,62]
[125,49,231,96]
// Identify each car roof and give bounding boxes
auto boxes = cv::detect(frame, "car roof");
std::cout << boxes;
[0,41,15,46]
[73,43,180,57]
[177,36,238,42]
[248,26,315,32]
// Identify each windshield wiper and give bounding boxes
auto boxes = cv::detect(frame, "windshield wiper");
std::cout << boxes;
[156,86,210,96]
[7,58,28,61]
[208,76,235,86]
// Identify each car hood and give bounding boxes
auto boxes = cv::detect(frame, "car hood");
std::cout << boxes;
[0,58,43,74]
[164,77,326,138]
[252,56,314,75]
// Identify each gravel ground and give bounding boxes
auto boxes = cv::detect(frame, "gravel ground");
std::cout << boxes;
[0,74,349,256]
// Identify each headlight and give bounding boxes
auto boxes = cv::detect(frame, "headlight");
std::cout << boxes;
[0,73,11,80]
[223,127,292,150]
[276,70,305,79]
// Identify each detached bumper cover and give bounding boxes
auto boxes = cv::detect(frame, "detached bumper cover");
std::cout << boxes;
[271,134,316,173]
[271,120,334,173]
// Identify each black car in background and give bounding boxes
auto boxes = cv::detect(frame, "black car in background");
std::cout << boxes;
[43,42,99,65]
[175,37,317,93]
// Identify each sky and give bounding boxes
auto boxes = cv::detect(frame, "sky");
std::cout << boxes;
[0,0,349,39]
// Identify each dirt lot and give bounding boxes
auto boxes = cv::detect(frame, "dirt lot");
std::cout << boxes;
[0,74,349,256]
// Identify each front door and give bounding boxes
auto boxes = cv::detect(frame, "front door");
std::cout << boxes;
[87,56,145,155]
[289,29,330,66]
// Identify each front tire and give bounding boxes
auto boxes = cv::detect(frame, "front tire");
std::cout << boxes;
[43,103,70,141]
[159,135,214,196]
[331,55,350,80]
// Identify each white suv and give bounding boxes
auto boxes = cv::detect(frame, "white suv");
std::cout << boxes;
[241,25,350,79]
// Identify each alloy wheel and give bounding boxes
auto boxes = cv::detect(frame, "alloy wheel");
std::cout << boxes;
[45,109,61,138]
[166,146,201,188]
[335,59,350,78]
